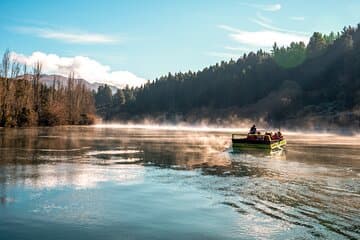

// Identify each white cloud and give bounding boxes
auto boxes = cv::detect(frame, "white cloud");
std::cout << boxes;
[213,12,309,60]
[14,27,118,44]
[11,51,147,88]
[218,24,309,48]
[290,16,305,21]
[224,46,253,52]
[217,24,242,33]
[261,3,281,12]
[229,30,308,47]
[256,12,272,24]
[241,3,281,12]
[205,51,243,59]
[251,18,309,35]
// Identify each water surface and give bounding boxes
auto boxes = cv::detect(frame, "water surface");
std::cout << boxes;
[0,126,359,239]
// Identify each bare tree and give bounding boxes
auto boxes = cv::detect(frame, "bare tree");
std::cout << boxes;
[23,64,28,80]
[52,75,56,102]
[33,61,42,81]
[1,49,10,79]
[10,60,21,79]
[0,50,95,127]
[33,61,42,113]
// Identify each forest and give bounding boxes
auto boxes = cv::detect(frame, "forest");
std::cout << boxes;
[94,24,360,129]
[0,50,95,127]
[2,24,360,129]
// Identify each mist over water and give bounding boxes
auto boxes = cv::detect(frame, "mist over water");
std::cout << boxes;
[0,125,359,239]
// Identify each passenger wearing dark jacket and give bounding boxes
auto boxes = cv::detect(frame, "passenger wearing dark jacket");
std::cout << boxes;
[249,125,256,134]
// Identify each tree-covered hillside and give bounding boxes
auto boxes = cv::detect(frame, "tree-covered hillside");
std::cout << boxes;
[95,24,360,128]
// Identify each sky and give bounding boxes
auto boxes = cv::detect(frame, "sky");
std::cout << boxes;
[1,0,360,87]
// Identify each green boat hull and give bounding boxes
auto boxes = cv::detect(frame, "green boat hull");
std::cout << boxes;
[232,139,287,150]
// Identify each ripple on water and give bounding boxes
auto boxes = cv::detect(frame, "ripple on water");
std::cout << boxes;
[0,126,359,239]
[86,149,142,156]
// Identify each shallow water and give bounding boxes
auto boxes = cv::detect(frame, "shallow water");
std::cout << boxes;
[0,125,359,239]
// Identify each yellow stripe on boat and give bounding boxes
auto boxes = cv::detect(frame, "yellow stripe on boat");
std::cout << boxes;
[232,134,286,150]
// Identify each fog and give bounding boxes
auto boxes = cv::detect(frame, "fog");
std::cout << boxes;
[93,123,360,146]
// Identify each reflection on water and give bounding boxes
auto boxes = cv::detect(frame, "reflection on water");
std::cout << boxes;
[0,126,359,239]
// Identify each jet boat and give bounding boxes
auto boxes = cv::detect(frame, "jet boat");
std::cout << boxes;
[232,132,286,151]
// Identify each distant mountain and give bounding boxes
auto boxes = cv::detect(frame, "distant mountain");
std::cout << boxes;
[38,74,119,93]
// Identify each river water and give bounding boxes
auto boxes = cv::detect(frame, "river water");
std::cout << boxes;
[0,125,359,239]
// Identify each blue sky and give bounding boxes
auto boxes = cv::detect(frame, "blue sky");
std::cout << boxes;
[1,0,360,87]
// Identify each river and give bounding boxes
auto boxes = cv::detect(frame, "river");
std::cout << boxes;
[0,125,359,239]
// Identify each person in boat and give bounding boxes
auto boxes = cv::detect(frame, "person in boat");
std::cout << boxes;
[249,124,257,134]
[272,131,283,140]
